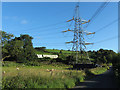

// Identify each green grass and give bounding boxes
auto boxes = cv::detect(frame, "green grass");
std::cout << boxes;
[35,49,73,55]
[35,50,55,55]
[2,65,85,88]
[2,61,108,88]
[90,67,108,75]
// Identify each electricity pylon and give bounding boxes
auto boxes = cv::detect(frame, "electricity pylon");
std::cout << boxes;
[62,3,95,64]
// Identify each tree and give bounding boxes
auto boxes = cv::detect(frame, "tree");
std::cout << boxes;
[35,47,46,51]
[99,49,104,53]
[1,31,14,61]
[6,39,24,62]
[2,32,37,62]
[16,34,37,62]
[1,31,14,46]
[60,50,62,54]
[106,54,113,63]
[103,56,107,63]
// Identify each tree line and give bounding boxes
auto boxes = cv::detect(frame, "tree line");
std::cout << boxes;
[1,31,118,66]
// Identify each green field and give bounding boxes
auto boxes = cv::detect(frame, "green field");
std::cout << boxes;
[35,50,54,55]
[35,49,73,55]
[2,63,84,88]
[46,49,73,53]
[2,61,108,88]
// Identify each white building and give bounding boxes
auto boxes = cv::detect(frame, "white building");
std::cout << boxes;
[37,54,58,59]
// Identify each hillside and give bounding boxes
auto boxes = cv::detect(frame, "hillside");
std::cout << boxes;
[35,49,73,55]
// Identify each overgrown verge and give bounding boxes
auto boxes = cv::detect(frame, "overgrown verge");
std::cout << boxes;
[2,70,85,89]
[2,64,108,89]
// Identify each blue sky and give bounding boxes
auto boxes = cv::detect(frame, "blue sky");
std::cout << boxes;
[2,2,118,52]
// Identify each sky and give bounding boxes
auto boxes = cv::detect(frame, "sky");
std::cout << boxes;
[2,2,118,52]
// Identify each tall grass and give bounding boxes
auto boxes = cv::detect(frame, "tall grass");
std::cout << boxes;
[2,61,108,88]
[2,66,85,88]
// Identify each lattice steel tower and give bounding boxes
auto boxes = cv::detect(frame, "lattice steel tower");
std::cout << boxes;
[62,3,95,64]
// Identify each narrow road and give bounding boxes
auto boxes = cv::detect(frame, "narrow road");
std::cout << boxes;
[72,68,119,88]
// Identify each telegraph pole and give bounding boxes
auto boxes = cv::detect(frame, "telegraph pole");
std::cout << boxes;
[62,2,95,64]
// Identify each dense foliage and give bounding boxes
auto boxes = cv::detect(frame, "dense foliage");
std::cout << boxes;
[112,53,120,83]
[2,31,37,63]
[88,49,116,64]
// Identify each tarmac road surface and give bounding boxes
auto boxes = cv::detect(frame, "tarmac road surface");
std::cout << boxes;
[72,68,119,88]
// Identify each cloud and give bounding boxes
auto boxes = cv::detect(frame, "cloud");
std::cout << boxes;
[21,20,28,24]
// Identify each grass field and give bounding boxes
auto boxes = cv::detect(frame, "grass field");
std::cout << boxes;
[35,50,55,55]
[2,64,85,88]
[46,49,73,53]
[2,61,108,88]
[35,49,73,55]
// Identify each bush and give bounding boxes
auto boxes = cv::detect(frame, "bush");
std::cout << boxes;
[34,47,46,51]
[2,61,22,67]
[64,78,75,88]
[25,61,41,66]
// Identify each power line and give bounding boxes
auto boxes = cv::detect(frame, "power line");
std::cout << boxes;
[33,35,118,52]
[33,17,118,39]
[84,0,111,28]
[7,21,67,33]
[94,35,117,44]
[90,0,110,21]
[32,1,114,38]
[36,35,118,46]
[95,18,119,33]
[34,35,72,39]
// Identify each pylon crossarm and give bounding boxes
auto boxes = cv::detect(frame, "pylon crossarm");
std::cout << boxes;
[79,31,86,33]
[84,30,95,35]
[66,17,74,22]
[62,29,74,33]
[86,32,95,35]
[81,20,87,22]
[68,29,74,31]
[65,41,76,44]
[85,43,94,45]
[81,20,90,24]
[62,30,67,33]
